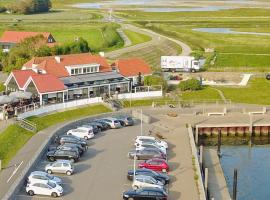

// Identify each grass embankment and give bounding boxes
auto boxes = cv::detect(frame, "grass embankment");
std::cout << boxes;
[116,8,270,71]
[0,104,111,167]
[181,86,221,101]
[0,10,124,52]
[219,78,270,105]
[124,29,151,45]
[122,97,172,108]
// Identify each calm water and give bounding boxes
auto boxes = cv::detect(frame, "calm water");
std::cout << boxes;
[193,28,270,36]
[220,146,270,200]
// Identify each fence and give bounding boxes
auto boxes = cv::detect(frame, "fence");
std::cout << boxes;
[18,97,102,119]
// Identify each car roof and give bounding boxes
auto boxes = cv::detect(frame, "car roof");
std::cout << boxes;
[135,175,154,180]
[138,187,164,192]
[30,171,47,176]
[137,136,156,140]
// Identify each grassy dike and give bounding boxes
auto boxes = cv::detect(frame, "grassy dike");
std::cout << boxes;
[0,104,111,167]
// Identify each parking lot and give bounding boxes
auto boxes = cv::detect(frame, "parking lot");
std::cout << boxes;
[14,119,161,200]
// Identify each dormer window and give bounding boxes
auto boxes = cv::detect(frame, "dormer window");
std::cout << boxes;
[67,64,100,76]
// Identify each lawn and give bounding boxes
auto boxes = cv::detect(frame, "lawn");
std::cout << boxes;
[0,10,124,52]
[0,104,111,167]
[123,29,151,45]
[219,78,270,105]
[180,86,221,101]
[122,97,172,108]
[116,8,270,71]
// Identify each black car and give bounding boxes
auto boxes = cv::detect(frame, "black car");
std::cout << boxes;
[128,148,166,160]
[127,168,170,185]
[123,187,167,200]
[47,149,79,162]
[89,121,107,131]
[48,144,84,156]
[58,136,88,148]
[93,119,110,130]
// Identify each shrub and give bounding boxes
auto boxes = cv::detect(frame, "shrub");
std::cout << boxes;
[0,6,7,13]
[178,78,202,91]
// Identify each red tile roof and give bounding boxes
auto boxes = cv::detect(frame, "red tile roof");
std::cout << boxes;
[23,53,111,78]
[30,74,66,93]
[0,31,52,43]
[12,70,36,88]
[112,58,152,77]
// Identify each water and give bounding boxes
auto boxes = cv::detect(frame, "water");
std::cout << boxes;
[220,146,270,200]
[142,6,233,12]
[193,28,270,36]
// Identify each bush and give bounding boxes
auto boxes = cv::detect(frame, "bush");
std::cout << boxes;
[178,78,202,91]
[101,24,123,49]
[144,75,168,92]
[9,0,51,14]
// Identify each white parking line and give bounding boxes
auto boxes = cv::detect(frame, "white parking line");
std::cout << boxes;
[7,161,23,183]
[15,194,64,200]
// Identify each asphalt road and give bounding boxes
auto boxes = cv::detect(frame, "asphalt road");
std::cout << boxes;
[14,121,155,200]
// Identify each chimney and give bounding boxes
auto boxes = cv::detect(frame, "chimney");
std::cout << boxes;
[55,56,61,63]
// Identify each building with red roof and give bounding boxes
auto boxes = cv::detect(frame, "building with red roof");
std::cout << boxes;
[112,58,152,86]
[4,53,130,105]
[0,31,56,52]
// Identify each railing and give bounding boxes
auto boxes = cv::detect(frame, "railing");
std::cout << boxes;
[152,99,232,107]
[17,118,37,132]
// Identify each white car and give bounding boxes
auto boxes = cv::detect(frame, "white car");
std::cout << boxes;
[102,118,121,129]
[136,143,167,154]
[27,171,62,185]
[26,181,63,198]
[45,160,74,176]
[132,175,164,190]
[67,127,94,140]
[135,136,168,149]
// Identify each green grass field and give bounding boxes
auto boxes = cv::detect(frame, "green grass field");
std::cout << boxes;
[123,29,151,45]
[0,104,111,167]
[180,86,221,101]
[116,8,270,71]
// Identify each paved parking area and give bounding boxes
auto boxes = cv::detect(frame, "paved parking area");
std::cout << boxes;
[14,121,157,200]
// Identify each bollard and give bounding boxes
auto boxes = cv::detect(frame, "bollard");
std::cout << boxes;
[199,145,203,167]
[0,159,1,171]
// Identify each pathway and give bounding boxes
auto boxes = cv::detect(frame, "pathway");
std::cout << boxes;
[212,88,227,103]
[116,28,131,47]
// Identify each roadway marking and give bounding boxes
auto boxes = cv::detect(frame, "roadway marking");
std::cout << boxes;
[15,194,64,200]
[7,161,23,183]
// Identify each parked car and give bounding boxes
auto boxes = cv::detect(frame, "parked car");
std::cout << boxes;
[52,143,85,155]
[127,168,170,185]
[27,171,62,185]
[132,175,164,190]
[58,136,88,148]
[67,127,94,140]
[101,118,122,129]
[48,145,80,157]
[128,149,166,160]
[82,124,100,134]
[136,143,167,154]
[45,160,74,176]
[139,158,169,173]
[135,136,168,149]
[26,181,63,198]
[123,187,168,200]
[116,115,134,126]
[47,149,79,163]
[92,119,111,130]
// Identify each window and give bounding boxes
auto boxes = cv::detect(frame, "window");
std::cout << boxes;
[71,69,75,75]
[54,163,62,167]
[63,163,69,167]
[83,68,87,73]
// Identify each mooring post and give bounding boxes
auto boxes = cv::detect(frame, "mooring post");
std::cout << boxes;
[205,168,209,198]
[199,145,203,169]
[233,168,238,200]
[217,129,222,158]
[195,126,199,145]
[249,114,253,147]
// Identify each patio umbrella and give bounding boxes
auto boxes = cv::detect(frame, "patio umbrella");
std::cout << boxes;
[0,95,19,105]
[9,91,32,99]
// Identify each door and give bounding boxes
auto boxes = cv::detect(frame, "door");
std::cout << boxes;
[38,183,49,195]
[147,161,159,171]
[53,162,63,173]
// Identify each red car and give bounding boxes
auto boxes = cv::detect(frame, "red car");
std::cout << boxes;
[138,158,169,173]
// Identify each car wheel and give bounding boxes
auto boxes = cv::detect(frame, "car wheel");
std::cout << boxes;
[49,157,55,162]
[51,192,58,198]
[84,136,88,140]
[47,169,52,174]
[66,170,72,176]
[28,190,34,196]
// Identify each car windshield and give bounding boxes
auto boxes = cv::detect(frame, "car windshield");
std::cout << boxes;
[47,181,56,188]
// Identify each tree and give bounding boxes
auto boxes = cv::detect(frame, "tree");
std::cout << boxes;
[9,0,51,14]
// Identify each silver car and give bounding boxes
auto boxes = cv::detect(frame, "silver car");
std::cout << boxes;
[45,160,74,176]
